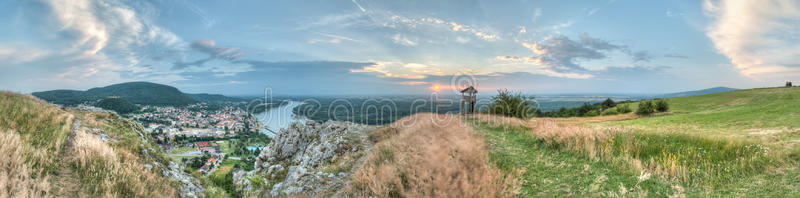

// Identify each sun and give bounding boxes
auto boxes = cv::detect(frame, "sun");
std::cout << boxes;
[432,85,441,91]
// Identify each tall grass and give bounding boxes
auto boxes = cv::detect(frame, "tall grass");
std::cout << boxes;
[0,92,72,174]
[0,130,51,197]
[0,92,179,197]
[69,129,177,197]
[349,113,519,197]
[524,119,784,190]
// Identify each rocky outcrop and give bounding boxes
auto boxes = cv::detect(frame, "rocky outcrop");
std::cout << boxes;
[245,120,374,196]
[163,161,205,198]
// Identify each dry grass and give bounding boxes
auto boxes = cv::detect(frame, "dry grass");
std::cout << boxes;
[513,114,783,189]
[471,113,530,128]
[67,120,177,198]
[0,91,178,197]
[367,126,399,143]
[0,92,73,174]
[349,113,519,197]
[0,130,51,198]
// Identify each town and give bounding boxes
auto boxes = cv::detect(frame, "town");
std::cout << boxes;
[132,103,271,174]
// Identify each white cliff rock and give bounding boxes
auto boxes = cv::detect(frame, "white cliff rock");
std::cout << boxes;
[250,120,374,196]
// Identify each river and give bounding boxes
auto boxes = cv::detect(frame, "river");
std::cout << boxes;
[255,101,307,137]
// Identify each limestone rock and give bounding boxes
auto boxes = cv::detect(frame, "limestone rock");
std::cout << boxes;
[163,161,205,198]
[252,120,374,196]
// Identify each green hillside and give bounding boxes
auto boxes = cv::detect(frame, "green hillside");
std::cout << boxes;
[0,91,180,197]
[94,98,140,114]
[469,86,800,196]
[33,82,197,106]
[85,82,197,106]
[608,86,800,135]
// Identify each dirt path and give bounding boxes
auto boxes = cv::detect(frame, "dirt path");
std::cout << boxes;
[52,119,82,197]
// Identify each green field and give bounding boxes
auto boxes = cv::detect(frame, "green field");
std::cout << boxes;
[473,87,800,196]
[607,87,800,135]
[474,121,677,196]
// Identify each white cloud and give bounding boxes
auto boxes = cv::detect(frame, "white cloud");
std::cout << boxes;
[350,61,444,79]
[704,0,800,78]
[46,0,184,55]
[531,8,542,23]
[587,8,601,16]
[308,38,341,44]
[352,0,366,12]
[0,46,49,64]
[0,0,194,92]
[388,15,500,41]
[391,34,418,46]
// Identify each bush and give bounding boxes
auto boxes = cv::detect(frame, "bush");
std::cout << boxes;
[486,89,537,119]
[617,104,632,113]
[584,109,600,117]
[636,101,655,116]
[600,108,618,116]
[655,99,669,112]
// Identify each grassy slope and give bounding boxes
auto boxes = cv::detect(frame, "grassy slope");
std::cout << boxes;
[472,87,800,196]
[613,86,800,135]
[0,92,178,197]
[600,87,800,194]
[473,121,677,197]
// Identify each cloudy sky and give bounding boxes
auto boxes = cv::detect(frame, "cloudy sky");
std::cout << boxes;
[1,0,798,95]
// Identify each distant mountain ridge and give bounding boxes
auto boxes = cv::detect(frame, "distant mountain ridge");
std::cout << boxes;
[33,82,243,106]
[659,87,739,98]
[188,93,247,103]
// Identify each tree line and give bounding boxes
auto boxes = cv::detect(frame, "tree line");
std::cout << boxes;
[485,89,669,118]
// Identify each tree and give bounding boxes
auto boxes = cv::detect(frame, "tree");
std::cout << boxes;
[787,81,793,87]
[601,98,616,110]
[655,99,669,112]
[486,89,538,119]
[636,101,655,116]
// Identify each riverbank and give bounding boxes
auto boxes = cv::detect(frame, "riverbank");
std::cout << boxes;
[255,101,307,137]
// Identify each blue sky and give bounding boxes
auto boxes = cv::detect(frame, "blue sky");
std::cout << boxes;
[1,0,798,95]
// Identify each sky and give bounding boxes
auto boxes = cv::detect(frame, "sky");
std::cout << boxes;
[0,0,798,95]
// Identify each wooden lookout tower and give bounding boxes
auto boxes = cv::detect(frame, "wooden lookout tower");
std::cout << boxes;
[460,86,477,115]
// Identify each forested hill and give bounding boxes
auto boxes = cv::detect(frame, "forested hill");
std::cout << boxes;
[32,82,242,106]
[187,93,247,103]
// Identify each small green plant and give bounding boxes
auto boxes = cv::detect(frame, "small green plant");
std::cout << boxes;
[636,101,655,116]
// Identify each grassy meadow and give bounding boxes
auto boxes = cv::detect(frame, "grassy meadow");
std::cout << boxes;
[470,86,800,196]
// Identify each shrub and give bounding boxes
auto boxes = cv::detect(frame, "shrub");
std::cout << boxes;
[636,101,655,116]
[584,109,600,117]
[486,89,537,119]
[617,104,632,113]
[600,108,618,116]
[655,99,669,112]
